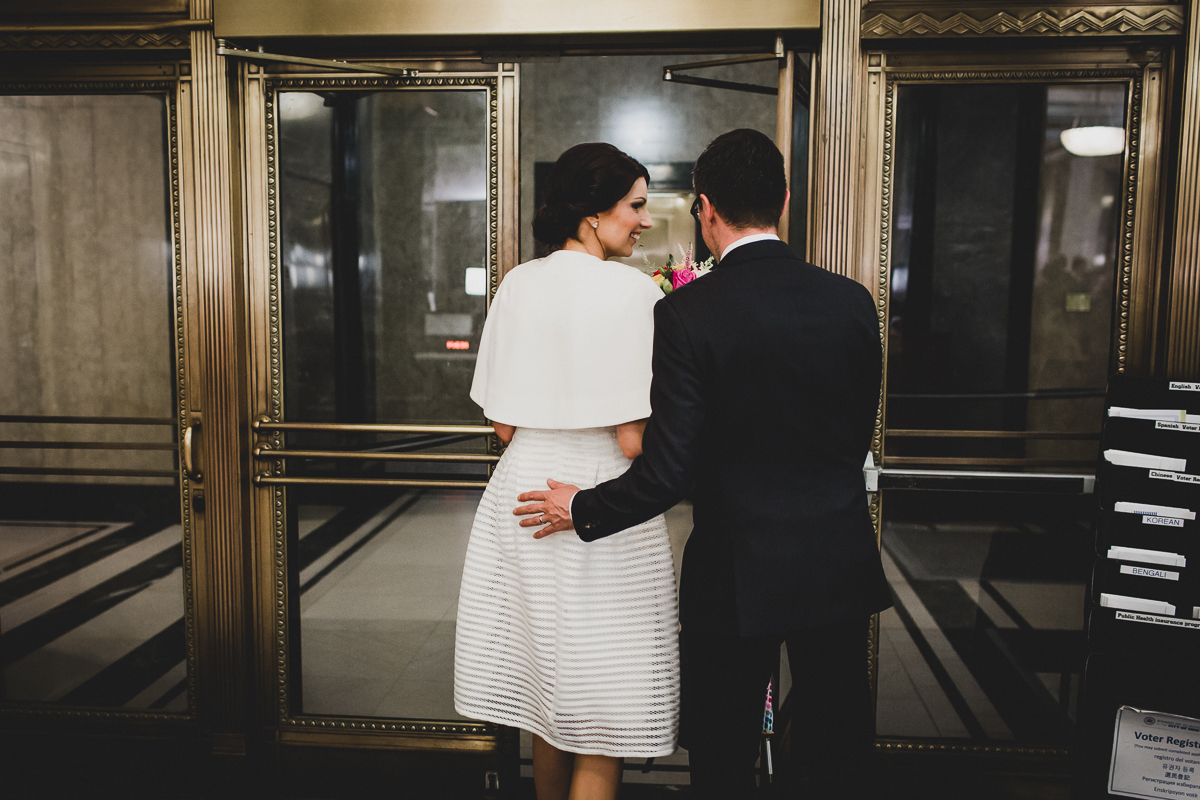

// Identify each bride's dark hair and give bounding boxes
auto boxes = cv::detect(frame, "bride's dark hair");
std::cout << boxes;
[532,143,650,250]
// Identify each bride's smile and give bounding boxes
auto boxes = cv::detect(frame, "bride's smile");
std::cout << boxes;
[588,176,652,259]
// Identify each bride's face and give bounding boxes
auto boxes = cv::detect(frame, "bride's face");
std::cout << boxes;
[594,177,652,259]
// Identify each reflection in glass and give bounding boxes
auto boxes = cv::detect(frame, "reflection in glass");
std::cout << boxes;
[886,83,1126,466]
[520,55,789,267]
[876,82,1127,743]
[0,95,186,711]
[277,89,493,719]
[279,90,489,429]
[876,490,1090,743]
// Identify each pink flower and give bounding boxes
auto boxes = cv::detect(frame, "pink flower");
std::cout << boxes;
[671,268,696,289]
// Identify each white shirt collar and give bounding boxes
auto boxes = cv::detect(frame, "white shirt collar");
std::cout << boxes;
[720,233,781,262]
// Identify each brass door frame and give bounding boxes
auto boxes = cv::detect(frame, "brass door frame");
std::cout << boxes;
[239,43,809,756]
[0,65,202,734]
[858,46,1169,756]
[240,58,515,753]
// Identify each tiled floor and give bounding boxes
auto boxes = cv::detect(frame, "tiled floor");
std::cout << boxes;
[2,484,1088,789]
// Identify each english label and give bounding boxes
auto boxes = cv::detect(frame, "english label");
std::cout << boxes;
[1169,381,1200,392]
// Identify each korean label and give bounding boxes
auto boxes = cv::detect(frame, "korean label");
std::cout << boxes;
[1156,421,1200,433]
[1144,515,1186,527]
[1169,382,1200,392]
[1120,565,1181,581]
[1110,706,1200,798]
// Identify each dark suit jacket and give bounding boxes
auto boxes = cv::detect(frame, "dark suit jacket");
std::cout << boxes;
[572,239,892,636]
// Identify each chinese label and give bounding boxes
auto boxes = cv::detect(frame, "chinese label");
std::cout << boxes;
[1110,706,1200,798]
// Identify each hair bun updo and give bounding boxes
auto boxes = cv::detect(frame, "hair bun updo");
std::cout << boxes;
[532,143,650,250]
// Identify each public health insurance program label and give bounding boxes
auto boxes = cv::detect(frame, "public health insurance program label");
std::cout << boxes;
[1110,705,1200,798]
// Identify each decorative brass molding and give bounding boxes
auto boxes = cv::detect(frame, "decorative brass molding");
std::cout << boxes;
[1166,2,1200,376]
[876,739,1069,756]
[0,78,197,721]
[862,5,1184,38]
[810,0,864,274]
[0,30,189,50]
[168,84,199,716]
[262,74,499,733]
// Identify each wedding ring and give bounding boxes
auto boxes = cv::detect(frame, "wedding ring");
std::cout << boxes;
[539,514,546,524]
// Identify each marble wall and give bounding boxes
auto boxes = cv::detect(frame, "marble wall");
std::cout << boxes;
[0,95,175,482]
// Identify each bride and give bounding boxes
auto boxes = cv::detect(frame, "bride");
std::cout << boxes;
[454,142,679,800]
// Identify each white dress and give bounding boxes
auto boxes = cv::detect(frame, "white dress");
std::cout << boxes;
[453,250,680,757]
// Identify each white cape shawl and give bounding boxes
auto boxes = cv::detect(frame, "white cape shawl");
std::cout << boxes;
[470,249,661,429]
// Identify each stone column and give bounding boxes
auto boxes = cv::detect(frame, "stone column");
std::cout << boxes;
[809,0,864,279]
[187,0,251,753]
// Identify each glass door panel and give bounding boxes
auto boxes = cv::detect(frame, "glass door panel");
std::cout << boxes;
[0,93,189,712]
[519,54,785,266]
[272,85,492,720]
[876,80,1130,745]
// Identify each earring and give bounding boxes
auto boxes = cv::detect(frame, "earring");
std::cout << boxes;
[591,221,598,229]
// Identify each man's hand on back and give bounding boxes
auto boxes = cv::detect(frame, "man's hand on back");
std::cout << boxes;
[515,479,580,539]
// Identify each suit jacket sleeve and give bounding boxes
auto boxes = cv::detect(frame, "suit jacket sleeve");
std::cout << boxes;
[573,299,704,541]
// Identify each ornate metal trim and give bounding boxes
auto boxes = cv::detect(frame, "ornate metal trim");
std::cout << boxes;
[0,30,190,50]
[283,717,496,735]
[0,78,197,722]
[862,5,1184,39]
[263,74,498,734]
[876,739,1069,756]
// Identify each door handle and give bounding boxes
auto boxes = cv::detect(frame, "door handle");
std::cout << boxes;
[183,421,202,482]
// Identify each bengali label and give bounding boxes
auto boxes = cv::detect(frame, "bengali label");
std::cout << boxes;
[1121,565,1181,581]
[1143,515,1185,527]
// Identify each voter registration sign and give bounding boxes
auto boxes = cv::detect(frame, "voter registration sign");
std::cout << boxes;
[1110,706,1200,798]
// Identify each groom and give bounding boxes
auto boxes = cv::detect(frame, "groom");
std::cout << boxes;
[515,129,891,799]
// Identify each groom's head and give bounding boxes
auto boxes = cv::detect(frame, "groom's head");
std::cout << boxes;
[693,129,787,231]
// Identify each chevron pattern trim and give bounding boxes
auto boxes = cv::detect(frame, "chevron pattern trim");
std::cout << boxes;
[0,30,188,50]
[863,6,1184,37]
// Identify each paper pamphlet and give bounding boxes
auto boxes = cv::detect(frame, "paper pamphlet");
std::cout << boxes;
[1109,406,1195,422]
[1109,706,1200,799]
[1107,546,1187,567]
[1105,450,1188,471]
[1114,502,1196,520]
[1100,594,1177,616]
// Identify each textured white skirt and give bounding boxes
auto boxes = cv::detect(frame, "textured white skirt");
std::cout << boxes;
[453,427,680,757]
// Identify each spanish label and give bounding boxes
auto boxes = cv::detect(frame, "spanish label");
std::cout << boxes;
[1144,515,1185,527]
[1157,421,1200,433]
[1110,706,1200,799]
[1114,611,1200,631]
[1121,565,1181,581]
[1170,381,1200,392]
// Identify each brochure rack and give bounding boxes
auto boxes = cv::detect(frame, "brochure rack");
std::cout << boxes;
[1074,375,1200,799]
